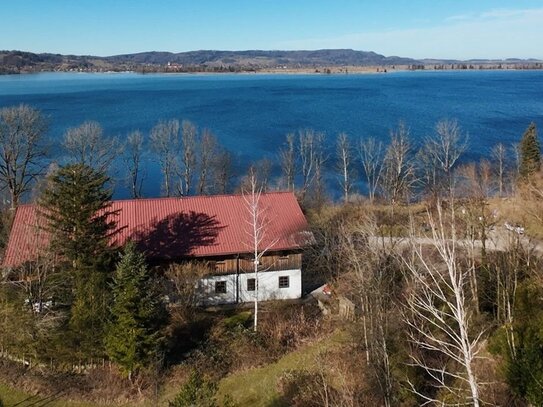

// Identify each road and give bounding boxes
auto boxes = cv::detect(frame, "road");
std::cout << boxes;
[367,226,543,255]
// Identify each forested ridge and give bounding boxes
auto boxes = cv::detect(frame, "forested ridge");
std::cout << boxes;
[2,49,542,74]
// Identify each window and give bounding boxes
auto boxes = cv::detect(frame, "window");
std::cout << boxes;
[215,281,227,294]
[278,276,290,288]
[215,261,226,272]
[278,256,289,266]
[247,278,256,291]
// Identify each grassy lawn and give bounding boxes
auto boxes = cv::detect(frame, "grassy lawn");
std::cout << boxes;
[0,383,102,407]
[1,310,333,407]
[0,383,172,407]
[216,329,348,407]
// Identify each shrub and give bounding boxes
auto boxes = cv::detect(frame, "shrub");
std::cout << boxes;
[169,370,217,407]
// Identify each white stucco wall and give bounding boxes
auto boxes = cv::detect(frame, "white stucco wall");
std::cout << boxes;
[197,269,302,306]
[197,274,237,305]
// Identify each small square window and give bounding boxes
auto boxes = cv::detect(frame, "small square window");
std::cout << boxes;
[215,281,227,294]
[279,276,289,288]
[247,278,256,291]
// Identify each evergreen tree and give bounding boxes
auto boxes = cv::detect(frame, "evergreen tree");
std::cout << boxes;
[38,163,118,356]
[519,122,541,178]
[105,241,168,380]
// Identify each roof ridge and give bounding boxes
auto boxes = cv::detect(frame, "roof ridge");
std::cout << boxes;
[11,191,297,208]
[110,190,295,204]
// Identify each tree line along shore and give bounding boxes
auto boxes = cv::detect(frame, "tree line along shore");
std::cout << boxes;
[0,103,543,406]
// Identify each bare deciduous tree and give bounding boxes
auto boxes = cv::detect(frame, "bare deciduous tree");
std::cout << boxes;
[180,120,197,196]
[337,216,400,406]
[150,119,180,197]
[456,161,497,315]
[258,158,273,192]
[491,143,508,197]
[239,161,272,193]
[166,262,211,314]
[213,149,233,194]
[8,218,59,315]
[123,130,145,198]
[313,135,328,208]
[243,172,278,332]
[197,129,217,195]
[421,119,468,197]
[336,132,354,203]
[280,133,296,191]
[63,121,118,172]
[298,129,324,202]
[381,123,415,206]
[359,137,384,203]
[403,202,483,406]
[0,104,48,208]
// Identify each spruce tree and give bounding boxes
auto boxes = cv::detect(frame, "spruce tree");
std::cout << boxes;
[519,122,541,178]
[38,163,118,357]
[105,241,167,380]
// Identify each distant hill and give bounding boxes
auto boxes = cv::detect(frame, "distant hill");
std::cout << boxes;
[1,49,541,74]
[108,49,417,67]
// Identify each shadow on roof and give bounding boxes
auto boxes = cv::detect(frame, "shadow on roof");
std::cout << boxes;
[130,211,225,260]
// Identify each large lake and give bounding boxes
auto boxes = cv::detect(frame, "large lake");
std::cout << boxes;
[0,71,542,198]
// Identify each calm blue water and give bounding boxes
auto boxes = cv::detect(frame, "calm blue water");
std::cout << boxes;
[0,71,542,198]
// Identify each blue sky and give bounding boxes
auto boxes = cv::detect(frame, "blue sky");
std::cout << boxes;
[1,0,542,59]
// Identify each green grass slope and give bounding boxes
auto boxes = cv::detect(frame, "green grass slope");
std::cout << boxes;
[216,330,347,407]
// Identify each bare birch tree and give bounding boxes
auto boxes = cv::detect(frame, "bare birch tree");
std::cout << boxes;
[280,133,296,191]
[359,137,384,203]
[0,104,48,208]
[123,130,145,198]
[403,202,483,406]
[243,172,278,332]
[63,121,118,172]
[336,132,354,203]
[180,120,197,196]
[150,119,180,197]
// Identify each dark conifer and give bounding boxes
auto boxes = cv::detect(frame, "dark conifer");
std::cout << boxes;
[105,241,167,380]
[38,163,118,356]
[519,122,541,178]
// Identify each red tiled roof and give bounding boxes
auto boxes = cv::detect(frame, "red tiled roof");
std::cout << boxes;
[2,192,310,268]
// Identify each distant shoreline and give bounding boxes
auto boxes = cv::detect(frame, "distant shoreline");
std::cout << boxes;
[2,49,542,76]
[2,65,543,77]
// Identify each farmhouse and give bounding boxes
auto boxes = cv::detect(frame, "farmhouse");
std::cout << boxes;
[2,192,312,306]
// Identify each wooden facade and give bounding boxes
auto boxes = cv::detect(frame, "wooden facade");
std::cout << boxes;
[209,251,303,276]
